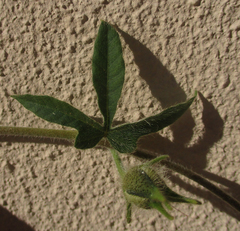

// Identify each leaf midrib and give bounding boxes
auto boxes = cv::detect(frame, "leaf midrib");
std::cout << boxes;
[23,97,103,131]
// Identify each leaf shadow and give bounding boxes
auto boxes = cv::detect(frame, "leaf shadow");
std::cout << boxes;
[116,26,195,146]
[0,206,35,231]
[116,27,240,219]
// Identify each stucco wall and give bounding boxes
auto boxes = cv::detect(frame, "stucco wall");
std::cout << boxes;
[0,0,239,230]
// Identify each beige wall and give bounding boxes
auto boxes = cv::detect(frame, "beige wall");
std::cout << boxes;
[0,0,239,230]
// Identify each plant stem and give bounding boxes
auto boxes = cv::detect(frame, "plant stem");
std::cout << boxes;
[1,126,240,214]
[0,126,111,147]
[110,148,125,179]
[0,126,77,146]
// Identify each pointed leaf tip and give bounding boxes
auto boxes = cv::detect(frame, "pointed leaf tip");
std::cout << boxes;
[92,21,125,131]
[150,201,174,220]
[108,93,197,153]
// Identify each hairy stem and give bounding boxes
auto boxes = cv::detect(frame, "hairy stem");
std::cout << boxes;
[0,126,77,146]
[1,126,240,214]
[110,148,125,179]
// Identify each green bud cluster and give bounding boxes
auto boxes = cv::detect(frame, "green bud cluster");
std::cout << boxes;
[121,155,201,222]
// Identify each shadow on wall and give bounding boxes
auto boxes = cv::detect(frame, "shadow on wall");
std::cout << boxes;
[116,26,196,147]
[116,27,240,220]
[0,206,35,231]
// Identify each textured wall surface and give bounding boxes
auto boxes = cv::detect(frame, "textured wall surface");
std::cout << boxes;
[0,0,240,230]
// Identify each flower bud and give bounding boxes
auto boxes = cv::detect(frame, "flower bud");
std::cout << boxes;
[122,156,201,222]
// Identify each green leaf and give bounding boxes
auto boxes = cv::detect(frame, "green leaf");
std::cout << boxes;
[92,21,125,131]
[12,95,104,149]
[107,92,197,153]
